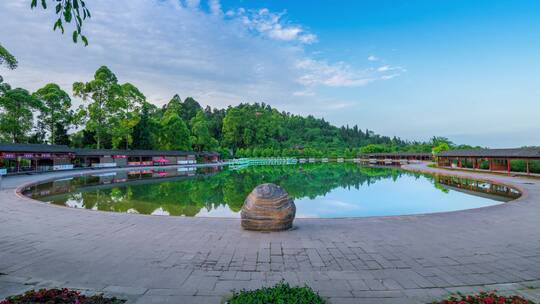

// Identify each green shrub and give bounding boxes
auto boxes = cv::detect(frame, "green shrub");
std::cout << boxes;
[227,281,326,304]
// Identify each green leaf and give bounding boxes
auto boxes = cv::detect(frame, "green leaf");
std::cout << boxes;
[72,31,78,43]
[81,35,88,46]
[31,0,37,9]
[53,19,61,31]
[64,10,72,23]
[55,3,61,14]
[40,0,46,9]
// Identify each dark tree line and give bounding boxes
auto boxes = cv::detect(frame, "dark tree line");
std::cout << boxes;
[1,66,477,157]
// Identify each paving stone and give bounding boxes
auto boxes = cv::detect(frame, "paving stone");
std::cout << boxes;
[102,285,148,296]
[2,164,540,302]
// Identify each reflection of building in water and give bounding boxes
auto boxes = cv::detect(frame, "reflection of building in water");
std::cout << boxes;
[0,143,221,175]
[22,167,221,199]
[435,175,521,201]
[21,163,522,218]
[357,152,433,166]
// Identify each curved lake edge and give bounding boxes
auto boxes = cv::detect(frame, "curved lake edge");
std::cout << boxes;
[15,162,525,220]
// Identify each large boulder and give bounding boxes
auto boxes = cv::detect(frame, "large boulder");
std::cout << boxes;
[241,183,296,231]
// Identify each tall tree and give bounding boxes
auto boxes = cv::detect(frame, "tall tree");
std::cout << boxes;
[33,83,73,145]
[0,88,42,143]
[181,97,202,123]
[221,107,244,151]
[132,101,158,150]
[53,121,71,145]
[204,106,225,141]
[110,83,144,149]
[190,110,218,152]
[167,94,182,111]
[159,106,191,151]
[73,66,122,149]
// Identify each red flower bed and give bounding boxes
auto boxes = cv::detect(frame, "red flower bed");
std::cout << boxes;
[0,288,125,304]
[433,291,535,304]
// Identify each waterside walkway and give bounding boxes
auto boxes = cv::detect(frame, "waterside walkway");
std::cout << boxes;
[1,163,540,303]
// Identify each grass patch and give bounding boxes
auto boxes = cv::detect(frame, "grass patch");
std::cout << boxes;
[227,281,326,304]
[0,288,126,304]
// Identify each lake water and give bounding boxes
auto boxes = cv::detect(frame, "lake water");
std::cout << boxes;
[22,163,520,218]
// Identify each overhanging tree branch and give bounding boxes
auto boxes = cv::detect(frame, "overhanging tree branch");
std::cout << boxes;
[30,0,91,46]
[0,44,18,70]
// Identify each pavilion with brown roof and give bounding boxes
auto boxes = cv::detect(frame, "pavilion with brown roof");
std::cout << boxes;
[437,148,540,175]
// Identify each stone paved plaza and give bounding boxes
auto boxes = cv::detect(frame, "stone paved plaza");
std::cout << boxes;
[2,163,540,303]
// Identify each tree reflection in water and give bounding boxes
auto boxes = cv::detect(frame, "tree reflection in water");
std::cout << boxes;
[23,163,519,217]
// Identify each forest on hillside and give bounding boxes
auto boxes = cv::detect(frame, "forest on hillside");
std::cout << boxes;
[0,66,475,158]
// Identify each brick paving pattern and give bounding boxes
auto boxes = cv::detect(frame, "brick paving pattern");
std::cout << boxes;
[1,163,540,303]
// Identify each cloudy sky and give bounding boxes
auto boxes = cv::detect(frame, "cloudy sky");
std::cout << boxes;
[1,0,539,147]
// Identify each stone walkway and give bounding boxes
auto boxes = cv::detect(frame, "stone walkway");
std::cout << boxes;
[2,163,540,303]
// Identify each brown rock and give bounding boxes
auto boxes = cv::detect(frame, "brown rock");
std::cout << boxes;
[241,183,296,231]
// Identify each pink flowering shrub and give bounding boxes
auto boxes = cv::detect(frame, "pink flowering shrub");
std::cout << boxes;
[433,291,534,304]
[0,288,125,304]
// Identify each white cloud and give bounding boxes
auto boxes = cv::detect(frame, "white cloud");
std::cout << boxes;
[0,0,403,115]
[380,74,399,80]
[295,59,404,88]
[377,65,390,72]
[296,59,374,87]
[227,7,317,44]
[208,0,222,15]
[184,0,201,9]
[368,55,379,61]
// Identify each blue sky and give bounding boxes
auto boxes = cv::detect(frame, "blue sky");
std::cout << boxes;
[1,0,539,147]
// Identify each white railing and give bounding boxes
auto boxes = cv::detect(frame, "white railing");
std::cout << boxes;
[91,163,117,168]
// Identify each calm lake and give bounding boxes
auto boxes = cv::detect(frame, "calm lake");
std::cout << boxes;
[22,163,520,218]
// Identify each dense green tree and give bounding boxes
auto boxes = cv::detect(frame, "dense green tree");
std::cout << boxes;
[28,120,47,144]
[0,88,42,143]
[360,144,391,154]
[190,110,218,152]
[430,136,453,147]
[73,66,122,149]
[181,97,202,123]
[221,107,244,151]
[0,76,11,96]
[432,143,450,155]
[110,83,145,149]
[158,106,191,151]
[166,94,182,109]
[132,102,158,150]
[53,121,71,145]
[204,106,225,141]
[33,83,73,145]
[70,129,96,148]
[0,44,18,70]
[0,66,474,155]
